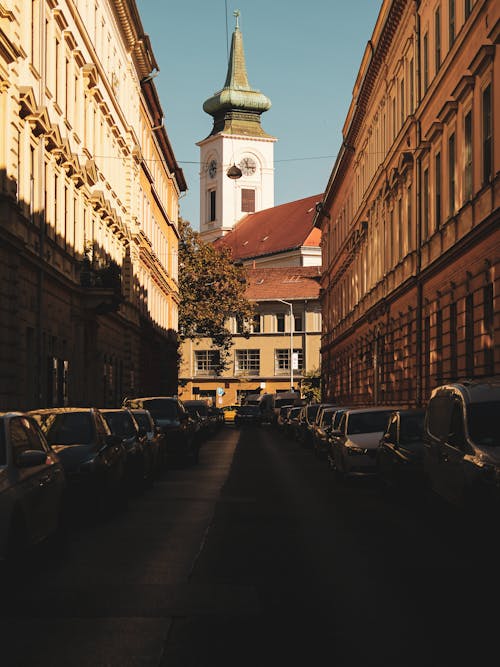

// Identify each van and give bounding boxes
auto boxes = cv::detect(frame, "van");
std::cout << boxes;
[423,379,500,508]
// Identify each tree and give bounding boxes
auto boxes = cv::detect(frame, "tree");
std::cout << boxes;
[300,369,322,403]
[178,218,255,374]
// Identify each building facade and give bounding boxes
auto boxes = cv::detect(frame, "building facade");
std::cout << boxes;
[178,267,322,406]
[315,0,499,407]
[0,0,186,410]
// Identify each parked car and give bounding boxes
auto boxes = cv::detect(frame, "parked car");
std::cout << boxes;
[128,408,165,475]
[100,409,151,490]
[234,404,262,427]
[376,409,426,492]
[298,403,331,448]
[0,412,66,561]
[122,397,199,465]
[312,406,341,458]
[297,403,320,447]
[29,407,126,510]
[276,405,294,431]
[222,405,239,425]
[285,406,304,440]
[423,379,500,510]
[183,400,218,441]
[329,406,396,479]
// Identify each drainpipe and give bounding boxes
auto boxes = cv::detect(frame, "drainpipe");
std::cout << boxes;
[414,2,423,407]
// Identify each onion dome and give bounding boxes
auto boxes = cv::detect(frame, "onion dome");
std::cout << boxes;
[203,12,272,138]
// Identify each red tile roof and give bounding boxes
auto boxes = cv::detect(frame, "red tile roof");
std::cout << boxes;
[214,193,323,261]
[244,266,321,301]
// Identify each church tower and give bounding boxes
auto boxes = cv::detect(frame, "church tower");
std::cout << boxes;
[198,11,276,242]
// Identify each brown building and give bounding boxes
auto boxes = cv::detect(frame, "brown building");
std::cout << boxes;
[0,1,186,411]
[314,0,499,407]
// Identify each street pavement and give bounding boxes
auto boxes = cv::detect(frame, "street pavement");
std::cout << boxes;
[1,423,497,666]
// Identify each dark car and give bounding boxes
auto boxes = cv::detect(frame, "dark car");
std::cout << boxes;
[29,407,126,510]
[100,409,151,491]
[285,405,304,440]
[129,408,165,476]
[122,397,199,465]
[376,409,426,492]
[312,406,341,458]
[297,403,324,447]
[183,400,218,441]
[423,379,500,510]
[0,412,66,561]
[234,404,262,427]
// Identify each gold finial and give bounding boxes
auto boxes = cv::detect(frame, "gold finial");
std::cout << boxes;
[234,9,240,29]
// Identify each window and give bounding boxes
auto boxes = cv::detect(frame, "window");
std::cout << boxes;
[435,152,441,230]
[195,350,220,375]
[407,184,412,252]
[448,133,455,216]
[465,0,473,19]
[241,189,255,213]
[449,0,455,47]
[423,32,429,93]
[464,110,473,200]
[483,283,494,375]
[400,78,405,125]
[235,350,260,375]
[436,309,443,382]
[465,293,474,377]
[294,313,303,332]
[409,58,414,113]
[482,84,492,184]
[275,349,303,375]
[435,7,441,71]
[423,167,429,238]
[276,313,285,333]
[450,301,457,379]
[209,190,216,222]
[250,314,261,333]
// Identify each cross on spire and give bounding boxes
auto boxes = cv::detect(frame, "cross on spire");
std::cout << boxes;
[234,9,240,29]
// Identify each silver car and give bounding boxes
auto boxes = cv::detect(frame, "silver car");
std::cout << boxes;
[0,412,66,560]
[330,406,396,479]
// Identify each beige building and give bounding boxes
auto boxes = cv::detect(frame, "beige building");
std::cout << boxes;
[0,0,186,410]
[315,0,499,407]
[178,266,322,406]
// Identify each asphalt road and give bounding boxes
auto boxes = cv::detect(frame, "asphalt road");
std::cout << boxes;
[1,423,497,667]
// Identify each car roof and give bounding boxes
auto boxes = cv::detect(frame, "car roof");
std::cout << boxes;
[27,407,97,413]
[345,406,396,414]
[433,379,500,403]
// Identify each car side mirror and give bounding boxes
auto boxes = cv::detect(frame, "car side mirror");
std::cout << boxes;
[16,450,48,468]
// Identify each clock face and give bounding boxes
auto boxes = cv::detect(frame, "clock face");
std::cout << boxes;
[208,159,217,178]
[239,157,256,176]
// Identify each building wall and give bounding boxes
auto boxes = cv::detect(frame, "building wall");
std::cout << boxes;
[178,300,321,406]
[317,0,499,407]
[0,0,183,410]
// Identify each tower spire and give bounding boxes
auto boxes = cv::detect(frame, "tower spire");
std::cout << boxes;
[203,12,271,138]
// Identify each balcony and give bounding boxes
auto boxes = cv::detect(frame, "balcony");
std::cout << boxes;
[79,258,123,315]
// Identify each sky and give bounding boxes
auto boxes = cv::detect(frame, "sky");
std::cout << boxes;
[135,1,382,230]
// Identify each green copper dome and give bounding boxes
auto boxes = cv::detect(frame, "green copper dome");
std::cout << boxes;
[203,15,272,138]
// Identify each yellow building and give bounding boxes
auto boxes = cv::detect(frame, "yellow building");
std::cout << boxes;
[0,0,186,410]
[178,266,322,407]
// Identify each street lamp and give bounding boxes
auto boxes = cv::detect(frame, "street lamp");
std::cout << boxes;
[277,299,294,391]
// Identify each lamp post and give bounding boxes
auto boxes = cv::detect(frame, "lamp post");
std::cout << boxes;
[277,299,294,391]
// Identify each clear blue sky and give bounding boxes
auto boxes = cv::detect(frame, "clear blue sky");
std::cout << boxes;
[135,1,381,230]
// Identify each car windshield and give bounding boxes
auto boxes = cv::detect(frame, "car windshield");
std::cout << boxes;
[321,411,335,426]
[103,411,136,437]
[399,413,425,444]
[307,405,320,420]
[238,406,259,415]
[140,400,178,420]
[189,404,208,416]
[347,411,393,435]
[332,411,345,430]
[467,402,500,447]
[36,412,93,445]
[132,412,151,431]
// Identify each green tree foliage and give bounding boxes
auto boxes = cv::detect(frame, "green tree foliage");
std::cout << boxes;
[301,369,321,403]
[178,218,255,373]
